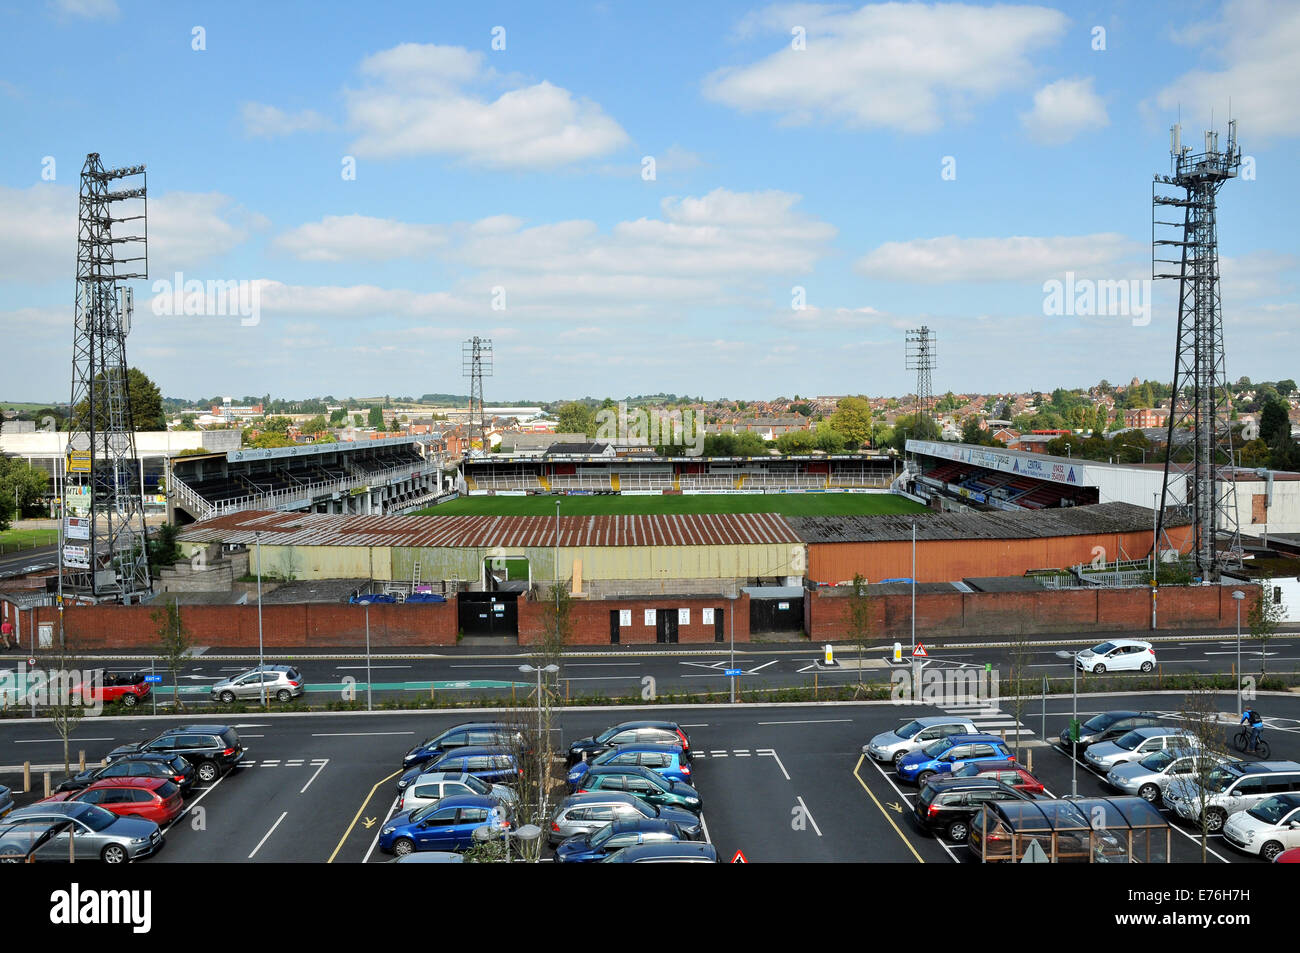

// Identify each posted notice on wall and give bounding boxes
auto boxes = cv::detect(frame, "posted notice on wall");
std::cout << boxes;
[678,608,690,625]
[619,609,631,627]
[702,608,714,625]
[644,609,656,626]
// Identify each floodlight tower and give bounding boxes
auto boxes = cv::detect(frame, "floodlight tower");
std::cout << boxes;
[61,154,151,603]
[905,326,936,427]
[461,337,493,456]
[1152,120,1243,577]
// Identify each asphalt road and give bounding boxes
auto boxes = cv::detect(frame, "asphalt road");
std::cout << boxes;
[3,691,1297,863]
[0,544,55,579]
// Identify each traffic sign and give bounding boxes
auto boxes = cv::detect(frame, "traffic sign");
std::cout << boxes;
[723,668,742,676]
[143,675,163,684]
[912,643,928,658]
[731,850,747,864]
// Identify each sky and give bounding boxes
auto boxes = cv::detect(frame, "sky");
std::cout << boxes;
[0,0,1297,404]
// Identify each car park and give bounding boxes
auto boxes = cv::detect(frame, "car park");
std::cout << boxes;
[210,664,303,703]
[566,742,692,791]
[425,746,523,785]
[600,842,718,863]
[402,722,524,769]
[378,795,512,857]
[73,671,151,708]
[1083,727,1198,772]
[57,753,195,796]
[107,725,244,783]
[1074,639,1157,674]
[3,801,163,863]
[1057,710,1164,756]
[572,765,702,813]
[396,771,519,814]
[914,777,1031,842]
[946,761,1047,795]
[897,734,1015,785]
[566,721,692,766]
[863,716,980,767]
[554,818,691,863]
[1104,748,1229,803]
[44,777,184,826]
[548,792,704,846]
[1164,761,1300,833]
[1222,793,1300,861]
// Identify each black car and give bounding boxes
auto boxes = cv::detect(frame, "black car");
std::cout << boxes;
[1057,711,1164,758]
[554,818,691,863]
[914,777,1030,842]
[57,754,195,796]
[106,725,244,783]
[600,841,718,863]
[566,721,693,766]
[402,722,524,769]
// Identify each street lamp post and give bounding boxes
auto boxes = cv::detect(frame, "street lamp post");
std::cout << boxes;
[255,531,266,708]
[1055,650,1079,797]
[1233,590,1245,716]
[730,584,737,704]
[365,602,373,711]
[518,663,559,813]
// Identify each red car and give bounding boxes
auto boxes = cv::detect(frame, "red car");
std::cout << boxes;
[947,760,1047,795]
[42,777,183,826]
[74,671,151,708]
[1275,847,1300,864]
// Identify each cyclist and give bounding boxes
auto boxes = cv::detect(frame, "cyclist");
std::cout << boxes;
[1241,707,1265,752]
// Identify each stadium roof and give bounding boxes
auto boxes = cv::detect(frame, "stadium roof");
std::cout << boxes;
[788,502,1185,544]
[178,510,801,548]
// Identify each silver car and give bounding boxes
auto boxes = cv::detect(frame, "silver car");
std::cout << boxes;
[548,792,704,846]
[397,771,519,814]
[0,784,13,820]
[1105,748,1227,802]
[4,801,162,863]
[1084,727,1196,772]
[211,664,304,703]
[863,716,979,766]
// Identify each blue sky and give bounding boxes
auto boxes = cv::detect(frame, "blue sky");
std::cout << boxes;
[1,0,1296,403]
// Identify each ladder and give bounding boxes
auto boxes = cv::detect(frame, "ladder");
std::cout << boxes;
[412,561,422,589]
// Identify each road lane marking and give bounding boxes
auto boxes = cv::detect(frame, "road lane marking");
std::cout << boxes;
[852,755,923,862]
[328,768,402,863]
[864,756,960,863]
[747,660,778,673]
[300,759,329,794]
[248,811,288,859]
[363,795,401,864]
[757,749,790,781]
[14,737,115,743]
[161,772,227,835]
[757,719,852,725]
[311,731,416,737]
[794,796,822,836]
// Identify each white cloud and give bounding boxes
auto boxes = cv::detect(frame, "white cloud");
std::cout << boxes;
[703,2,1069,132]
[856,233,1140,283]
[146,192,259,274]
[1154,0,1300,140]
[1020,77,1109,144]
[273,215,447,262]
[50,0,118,19]
[240,103,333,138]
[344,43,630,166]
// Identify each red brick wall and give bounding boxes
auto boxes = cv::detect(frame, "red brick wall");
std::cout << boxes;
[518,594,751,646]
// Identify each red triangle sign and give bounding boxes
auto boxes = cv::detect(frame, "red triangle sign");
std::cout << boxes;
[912,643,928,657]
[731,849,747,864]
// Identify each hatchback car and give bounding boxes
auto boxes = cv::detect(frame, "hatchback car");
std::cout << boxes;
[554,818,690,863]
[45,777,184,827]
[548,791,704,846]
[1165,761,1300,833]
[600,842,718,863]
[378,794,512,856]
[1084,727,1198,772]
[897,734,1015,785]
[403,722,524,769]
[566,721,692,766]
[915,777,1031,842]
[947,760,1047,795]
[1104,748,1229,803]
[396,771,518,814]
[107,725,244,783]
[567,742,691,791]
[425,746,523,785]
[1057,710,1164,756]
[57,753,195,796]
[210,665,303,703]
[1075,639,1157,674]
[864,716,980,767]
[572,765,702,814]
[3,801,163,863]
[1222,793,1300,861]
[73,671,151,708]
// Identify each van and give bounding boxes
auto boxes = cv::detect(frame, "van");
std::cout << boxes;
[1163,761,1300,833]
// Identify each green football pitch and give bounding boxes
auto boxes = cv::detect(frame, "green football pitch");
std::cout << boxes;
[415,493,926,517]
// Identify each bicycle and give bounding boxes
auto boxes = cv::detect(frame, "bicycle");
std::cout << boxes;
[1233,728,1271,759]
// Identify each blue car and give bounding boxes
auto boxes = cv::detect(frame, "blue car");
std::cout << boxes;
[378,794,511,856]
[567,743,692,791]
[554,818,689,863]
[896,733,1014,785]
[402,722,522,769]
[426,746,523,785]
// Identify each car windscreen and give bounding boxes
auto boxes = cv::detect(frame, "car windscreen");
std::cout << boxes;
[1205,766,1237,793]
[156,781,179,799]
[219,728,240,748]
[1114,731,1145,751]
[75,804,119,832]
[1247,798,1291,825]
[463,775,491,794]
[1092,642,1116,654]
[921,738,953,758]
[1083,713,1123,732]
[895,720,924,739]
[595,726,621,744]
[1139,749,1176,771]
[589,824,619,848]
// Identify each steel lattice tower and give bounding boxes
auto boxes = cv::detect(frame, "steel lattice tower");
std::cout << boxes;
[1152,121,1242,577]
[905,326,936,425]
[62,154,151,603]
[461,337,492,456]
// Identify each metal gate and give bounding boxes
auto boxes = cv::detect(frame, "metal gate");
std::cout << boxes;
[610,610,620,644]
[458,592,518,637]
[714,607,725,643]
[655,610,678,644]
[748,594,804,635]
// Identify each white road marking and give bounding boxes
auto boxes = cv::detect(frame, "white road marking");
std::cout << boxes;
[735,750,751,757]
[795,796,822,837]
[248,811,288,859]
[710,751,728,758]
[563,663,643,667]
[260,761,280,766]
[14,737,115,743]
[161,772,227,835]
[865,757,960,863]
[757,719,852,725]
[559,676,644,682]
[310,731,416,737]
[300,759,329,794]
[363,795,402,864]
[746,660,779,673]
[757,749,790,781]
[335,665,411,670]
[698,811,712,845]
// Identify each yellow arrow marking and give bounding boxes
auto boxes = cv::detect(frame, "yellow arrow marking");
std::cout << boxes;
[887,801,904,814]
[362,817,377,829]
[853,754,924,863]
[328,768,401,863]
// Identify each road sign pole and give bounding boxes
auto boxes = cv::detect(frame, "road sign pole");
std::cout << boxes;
[151,657,156,715]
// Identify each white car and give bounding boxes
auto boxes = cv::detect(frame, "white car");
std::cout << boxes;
[1084,727,1197,772]
[863,716,979,766]
[1222,793,1300,861]
[396,771,518,814]
[1075,639,1156,674]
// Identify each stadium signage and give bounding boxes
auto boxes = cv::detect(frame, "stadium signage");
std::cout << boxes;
[907,439,1084,486]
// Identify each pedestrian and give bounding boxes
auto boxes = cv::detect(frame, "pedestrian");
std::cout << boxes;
[0,618,14,650]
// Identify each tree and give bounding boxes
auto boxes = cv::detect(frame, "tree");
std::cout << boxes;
[329,407,348,425]
[152,597,194,712]
[845,575,874,697]
[43,615,90,778]
[301,415,330,434]
[147,522,182,573]
[1259,396,1290,446]
[888,413,940,450]
[813,424,847,454]
[830,397,872,448]
[1247,584,1284,675]
[775,430,816,454]
[1277,379,1296,397]
[367,405,384,428]
[1173,691,1233,862]
[0,457,49,524]
[555,402,597,436]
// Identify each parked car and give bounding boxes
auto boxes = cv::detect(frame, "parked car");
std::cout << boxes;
[1084,727,1198,772]
[600,842,718,863]
[548,792,704,846]
[1104,748,1230,803]
[389,851,463,863]
[947,761,1047,795]
[425,746,523,785]
[554,818,690,863]
[571,765,702,814]
[567,742,691,791]
[863,716,980,767]
[1074,639,1157,674]
[3,801,163,863]
[106,725,244,783]
[1275,847,1300,863]
[378,795,512,856]
[0,819,75,863]
[402,722,524,769]
[57,753,195,796]
[1057,710,1164,756]
[210,665,303,704]
[915,777,1031,842]
[45,777,184,827]
[1223,793,1300,861]
[897,734,1015,786]
[1165,761,1300,833]
[0,784,13,820]
[73,671,151,708]
[397,771,518,814]
[566,721,693,766]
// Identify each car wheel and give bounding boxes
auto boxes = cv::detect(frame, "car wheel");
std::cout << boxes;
[196,761,220,783]
[1140,661,1154,674]
[1138,784,1159,803]
[1261,841,1284,863]
[947,820,969,842]
[1093,663,1106,674]
[393,838,415,857]
[276,689,291,703]
[121,694,138,707]
[101,844,128,864]
[916,771,935,786]
[218,690,235,704]
[1205,809,1227,834]
[891,750,907,768]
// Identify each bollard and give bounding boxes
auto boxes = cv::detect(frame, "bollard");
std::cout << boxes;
[511,684,515,704]
[1027,749,1034,773]
[23,761,30,793]
[893,642,903,664]
[565,680,570,703]
[43,772,50,798]
[813,673,819,699]
[79,750,85,771]
[823,644,835,666]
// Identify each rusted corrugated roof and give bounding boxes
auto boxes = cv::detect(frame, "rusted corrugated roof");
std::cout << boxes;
[178,510,800,548]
